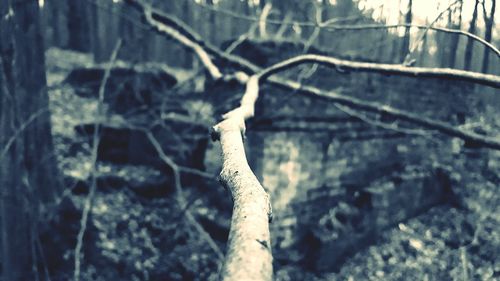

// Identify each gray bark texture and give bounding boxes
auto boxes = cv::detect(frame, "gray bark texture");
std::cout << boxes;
[213,76,273,281]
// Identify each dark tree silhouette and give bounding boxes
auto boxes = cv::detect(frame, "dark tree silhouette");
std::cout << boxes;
[0,0,60,280]
[481,0,496,73]
[448,0,463,68]
[67,0,91,52]
[464,0,480,70]
[400,0,413,62]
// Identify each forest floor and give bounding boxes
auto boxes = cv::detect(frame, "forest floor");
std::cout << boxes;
[45,48,499,281]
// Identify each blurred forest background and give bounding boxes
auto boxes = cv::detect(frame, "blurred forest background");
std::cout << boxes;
[0,0,499,280]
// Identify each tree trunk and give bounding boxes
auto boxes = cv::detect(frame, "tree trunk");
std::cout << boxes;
[90,0,112,63]
[418,32,427,66]
[440,5,453,67]
[67,0,90,51]
[481,0,496,73]
[448,0,463,68]
[45,0,66,48]
[213,76,273,281]
[206,0,217,44]
[119,2,138,61]
[400,0,413,62]
[464,0,479,70]
[182,0,193,67]
[0,0,60,280]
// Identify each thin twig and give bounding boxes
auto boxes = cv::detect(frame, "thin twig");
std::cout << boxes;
[144,131,224,261]
[74,39,122,281]
[404,0,461,64]
[303,2,323,52]
[333,103,431,136]
[275,12,293,39]
[258,3,272,39]
[224,11,261,54]
[193,1,500,57]
[126,0,222,80]
[0,108,48,161]
[125,0,500,150]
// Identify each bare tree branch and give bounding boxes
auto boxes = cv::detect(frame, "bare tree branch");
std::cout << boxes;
[278,79,500,149]
[144,131,224,261]
[125,0,222,80]
[303,2,323,52]
[0,108,49,162]
[333,103,432,137]
[258,3,272,39]
[404,0,461,64]
[74,39,122,281]
[192,1,500,57]
[258,54,500,88]
[275,12,293,39]
[120,2,500,279]
[125,0,500,147]
[212,76,273,281]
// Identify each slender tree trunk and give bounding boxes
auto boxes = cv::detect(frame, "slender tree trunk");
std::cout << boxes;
[400,0,413,62]
[119,2,138,61]
[481,0,496,73]
[0,0,60,280]
[390,0,402,63]
[182,0,193,67]
[88,0,105,62]
[464,0,479,70]
[206,0,217,44]
[46,0,65,48]
[418,33,427,66]
[440,6,453,67]
[67,0,90,51]
[448,0,463,68]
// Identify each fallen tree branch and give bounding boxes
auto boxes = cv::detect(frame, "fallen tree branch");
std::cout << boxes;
[212,76,273,281]
[125,0,222,80]
[271,78,500,149]
[125,0,500,88]
[257,54,500,88]
[220,52,500,150]
[123,1,500,278]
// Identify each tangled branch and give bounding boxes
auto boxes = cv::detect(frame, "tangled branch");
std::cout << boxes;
[194,1,500,57]
[123,1,500,279]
